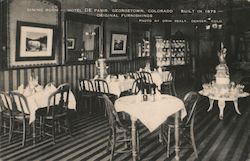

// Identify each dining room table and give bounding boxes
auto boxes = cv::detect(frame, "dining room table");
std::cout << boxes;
[114,93,187,161]
[93,75,135,97]
[199,90,249,120]
[14,83,76,144]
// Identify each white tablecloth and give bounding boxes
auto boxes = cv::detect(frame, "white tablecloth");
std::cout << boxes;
[93,78,134,97]
[14,87,76,124]
[115,94,186,132]
[150,71,172,87]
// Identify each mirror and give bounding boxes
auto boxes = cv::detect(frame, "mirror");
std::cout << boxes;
[65,12,103,63]
[131,23,151,58]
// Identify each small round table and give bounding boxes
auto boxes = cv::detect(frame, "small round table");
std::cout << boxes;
[199,91,249,120]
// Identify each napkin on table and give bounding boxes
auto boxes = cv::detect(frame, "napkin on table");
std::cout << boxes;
[35,85,43,92]
[17,84,24,94]
[106,75,111,82]
[118,74,125,81]
[94,75,99,79]
[45,83,57,92]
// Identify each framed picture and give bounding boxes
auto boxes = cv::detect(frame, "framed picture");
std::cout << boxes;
[67,38,76,49]
[16,21,56,61]
[110,32,127,57]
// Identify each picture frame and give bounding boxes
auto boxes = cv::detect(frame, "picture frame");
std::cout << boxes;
[110,32,127,57]
[15,21,56,61]
[67,38,76,50]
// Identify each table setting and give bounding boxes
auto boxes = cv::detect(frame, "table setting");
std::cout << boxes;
[15,77,76,124]
[93,74,135,97]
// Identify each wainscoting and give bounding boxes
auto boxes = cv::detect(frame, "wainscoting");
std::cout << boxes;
[0,58,148,92]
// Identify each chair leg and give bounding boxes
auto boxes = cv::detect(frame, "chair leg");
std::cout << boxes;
[172,83,177,96]
[0,113,2,134]
[123,131,128,149]
[22,119,26,147]
[40,116,43,140]
[66,117,72,137]
[159,125,164,143]
[9,117,14,143]
[190,126,198,158]
[89,97,93,114]
[110,130,116,161]
[106,128,112,152]
[136,130,140,160]
[52,120,55,144]
[167,127,171,158]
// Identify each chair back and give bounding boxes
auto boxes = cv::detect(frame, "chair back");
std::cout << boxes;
[139,71,154,84]
[47,83,70,116]
[9,91,30,116]
[102,94,123,128]
[139,71,157,94]
[183,91,199,126]
[131,78,143,95]
[0,91,13,113]
[94,79,110,93]
[79,79,95,92]
[132,72,140,79]
[167,70,175,82]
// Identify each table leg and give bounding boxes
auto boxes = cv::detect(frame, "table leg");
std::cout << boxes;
[174,112,180,161]
[207,99,214,112]
[131,117,137,161]
[218,100,226,120]
[233,100,241,115]
[32,121,36,145]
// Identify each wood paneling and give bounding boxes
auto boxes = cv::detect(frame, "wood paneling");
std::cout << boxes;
[0,58,149,92]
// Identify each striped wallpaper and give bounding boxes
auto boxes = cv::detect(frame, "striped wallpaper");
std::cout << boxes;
[0,59,148,92]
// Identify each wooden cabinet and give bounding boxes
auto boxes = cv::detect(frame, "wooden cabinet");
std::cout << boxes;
[156,35,190,67]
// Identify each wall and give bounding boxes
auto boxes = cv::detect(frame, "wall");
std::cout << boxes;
[0,0,162,92]
[170,8,250,72]
[105,18,129,60]
[0,59,148,92]
[8,0,59,67]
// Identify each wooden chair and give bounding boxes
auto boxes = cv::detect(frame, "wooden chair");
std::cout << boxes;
[139,71,157,94]
[0,91,12,139]
[161,91,199,158]
[78,79,96,114]
[160,70,177,96]
[40,83,72,144]
[120,78,143,97]
[94,79,110,93]
[9,91,32,147]
[94,79,117,114]
[102,94,140,161]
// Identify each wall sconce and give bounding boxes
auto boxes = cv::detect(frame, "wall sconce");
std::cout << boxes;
[85,31,96,38]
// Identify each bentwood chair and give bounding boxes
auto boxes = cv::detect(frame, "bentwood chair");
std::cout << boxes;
[102,94,140,161]
[139,71,157,94]
[78,79,96,114]
[40,83,72,144]
[94,79,117,114]
[161,70,177,96]
[9,91,32,147]
[161,91,200,158]
[0,91,12,138]
[120,78,144,97]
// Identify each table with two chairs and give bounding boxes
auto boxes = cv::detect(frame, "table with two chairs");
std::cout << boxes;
[0,83,76,146]
[102,89,200,161]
